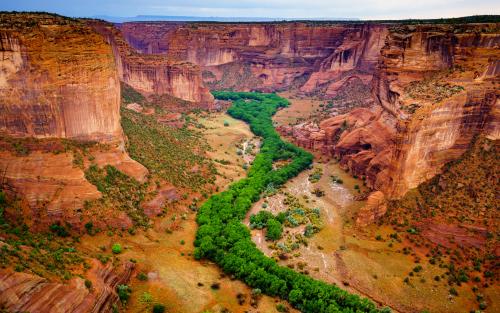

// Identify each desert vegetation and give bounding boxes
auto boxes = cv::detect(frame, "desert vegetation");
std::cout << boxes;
[194,91,388,312]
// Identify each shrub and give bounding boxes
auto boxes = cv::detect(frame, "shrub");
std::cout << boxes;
[112,243,122,254]
[50,223,69,237]
[117,284,131,303]
[137,272,148,281]
[84,279,92,289]
[140,292,154,304]
[449,287,458,296]
[152,304,166,313]
[276,303,288,312]
[223,120,230,127]
[84,222,94,234]
[265,218,283,241]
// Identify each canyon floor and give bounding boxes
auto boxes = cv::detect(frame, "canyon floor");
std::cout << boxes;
[271,95,499,313]
[76,111,298,313]
[73,95,499,313]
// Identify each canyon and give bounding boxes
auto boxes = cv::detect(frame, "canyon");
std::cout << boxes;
[117,20,499,200]
[0,11,498,313]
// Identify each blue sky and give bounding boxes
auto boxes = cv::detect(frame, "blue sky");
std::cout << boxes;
[1,0,499,19]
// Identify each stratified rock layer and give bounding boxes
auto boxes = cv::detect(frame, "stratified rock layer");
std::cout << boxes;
[0,259,134,313]
[90,21,214,108]
[117,22,388,100]
[0,14,122,142]
[279,23,499,201]
[0,13,148,230]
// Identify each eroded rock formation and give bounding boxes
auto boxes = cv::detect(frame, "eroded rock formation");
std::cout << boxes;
[117,22,388,102]
[279,23,499,202]
[0,259,134,313]
[0,15,122,142]
[0,13,148,231]
[89,21,214,109]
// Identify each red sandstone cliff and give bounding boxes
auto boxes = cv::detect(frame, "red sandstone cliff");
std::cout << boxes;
[0,16,121,142]
[0,13,148,231]
[0,259,134,313]
[117,22,388,102]
[90,21,214,109]
[279,23,499,204]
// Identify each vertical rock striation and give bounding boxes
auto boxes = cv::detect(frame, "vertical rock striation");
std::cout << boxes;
[117,22,389,99]
[0,13,148,230]
[278,23,499,201]
[0,14,122,142]
[90,21,214,108]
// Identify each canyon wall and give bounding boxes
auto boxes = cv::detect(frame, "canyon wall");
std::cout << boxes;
[117,22,388,102]
[0,15,122,142]
[0,13,147,231]
[90,21,214,108]
[117,21,499,200]
[279,23,499,200]
[0,259,134,313]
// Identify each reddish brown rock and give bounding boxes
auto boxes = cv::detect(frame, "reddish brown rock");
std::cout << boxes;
[0,13,148,230]
[0,14,122,143]
[0,150,101,231]
[356,191,387,226]
[0,259,134,313]
[92,148,149,183]
[117,22,389,98]
[142,184,178,217]
[280,23,499,204]
[89,21,214,108]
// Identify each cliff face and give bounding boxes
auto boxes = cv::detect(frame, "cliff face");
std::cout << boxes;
[0,13,148,231]
[90,21,214,108]
[279,23,499,200]
[372,24,499,197]
[117,22,388,101]
[0,259,134,313]
[0,15,122,142]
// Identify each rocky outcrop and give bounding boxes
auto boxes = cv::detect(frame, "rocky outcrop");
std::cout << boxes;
[0,150,101,231]
[279,23,499,204]
[117,22,388,100]
[89,21,214,109]
[355,191,387,226]
[0,14,122,143]
[0,259,134,313]
[0,13,148,230]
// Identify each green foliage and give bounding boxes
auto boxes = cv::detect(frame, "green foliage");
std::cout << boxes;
[85,165,149,227]
[117,284,132,303]
[265,218,283,241]
[140,292,154,304]
[137,272,148,281]
[249,211,274,229]
[276,303,288,312]
[121,82,146,105]
[152,304,166,313]
[84,222,94,234]
[111,243,122,254]
[331,175,343,184]
[49,223,69,237]
[308,167,323,183]
[194,92,385,313]
[85,279,92,289]
[0,194,86,280]
[121,106,214,190]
